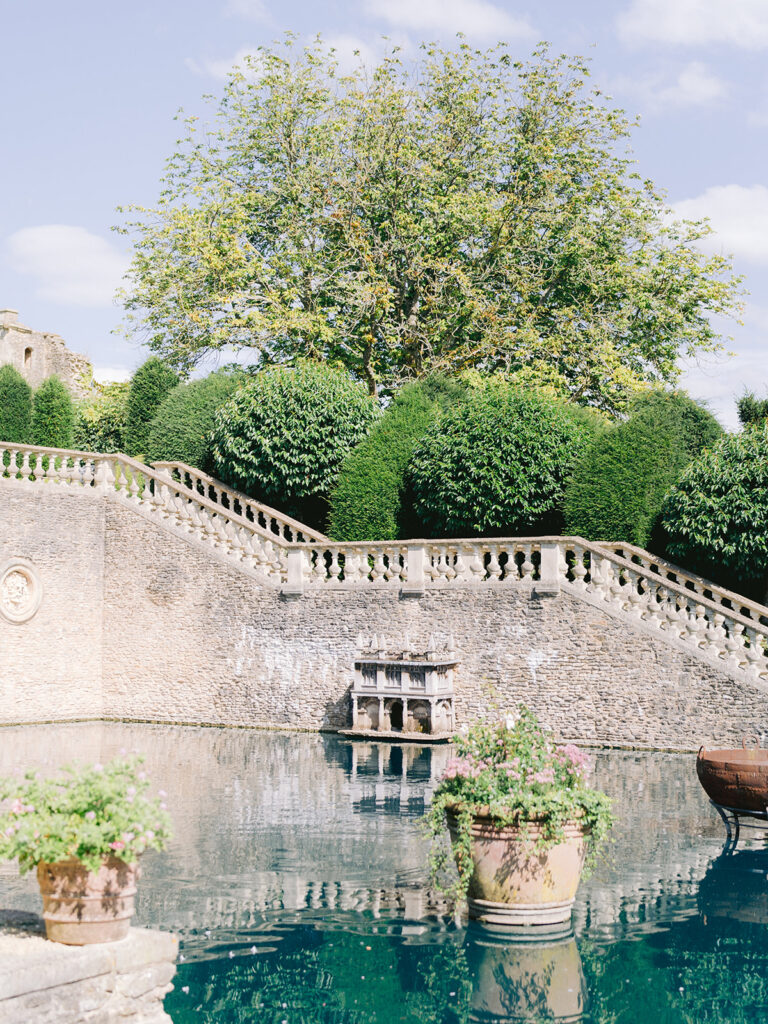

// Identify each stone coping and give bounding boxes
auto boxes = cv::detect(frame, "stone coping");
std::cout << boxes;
[0,910,178,1002]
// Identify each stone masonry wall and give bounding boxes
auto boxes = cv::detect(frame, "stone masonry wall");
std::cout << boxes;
[0,309,93,400]
[2,484,767,748]
[0,486,105,723]
[100,501,768,750]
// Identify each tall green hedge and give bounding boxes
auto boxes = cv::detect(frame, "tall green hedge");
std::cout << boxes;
[31,376,74,449]
[0,364,32,443]
[124,357,178,457]
[662,424,768,601]
[328,377,462,541]
[407,385,598,537]
[211,361,380,528]
[563,390,722,548]
[72,382,130,453]
[145,370,242,471]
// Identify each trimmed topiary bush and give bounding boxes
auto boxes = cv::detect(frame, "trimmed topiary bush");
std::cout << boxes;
[124,357,178,457]
[407,385,598,537]
[31,376,74,449]
[563,390,722,549]
[145,370,243,471]
[661,424,768,601]
[0,364,32,443]
[72,382,130,453]
[211,361,380,528]
[328,376,465,541]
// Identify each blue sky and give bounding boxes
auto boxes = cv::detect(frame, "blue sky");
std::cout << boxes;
[2,0,767,427]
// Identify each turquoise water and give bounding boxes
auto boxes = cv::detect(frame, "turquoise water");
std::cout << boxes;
[1,724,767,1022]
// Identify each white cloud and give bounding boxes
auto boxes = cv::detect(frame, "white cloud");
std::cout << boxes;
[617,0,768,48]
[5,226,129,308]
[224,0,268,20]
[364,0,534,40]
[93,366,132,384]
[185,48,262,81]
[616,60,727,110]
[674,185,768,264]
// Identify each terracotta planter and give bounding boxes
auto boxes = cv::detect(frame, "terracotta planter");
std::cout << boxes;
[447,807,587,926]
[37,857,139,945]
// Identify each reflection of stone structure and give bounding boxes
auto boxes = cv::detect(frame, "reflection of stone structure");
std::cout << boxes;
[0,308,93,400]
[349,636,457,739]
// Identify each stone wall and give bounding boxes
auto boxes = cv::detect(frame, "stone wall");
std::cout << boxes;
[0,912,176,1023]
[0,308,94,399]
[0,486,104,723]
[2,483,768,749]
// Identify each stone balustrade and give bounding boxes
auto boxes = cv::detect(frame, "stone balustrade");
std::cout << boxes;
[152,460,327,544]
[3,442,767,686]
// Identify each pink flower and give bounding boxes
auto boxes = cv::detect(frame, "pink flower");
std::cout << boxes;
[144,830,155,841]
[85,811,96,821]
[533,768,556,785]
[122,832,135,842]
[109,840,125,851]
[10,799,24,815]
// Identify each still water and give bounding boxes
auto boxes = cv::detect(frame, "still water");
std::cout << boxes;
[1,723,766,1023]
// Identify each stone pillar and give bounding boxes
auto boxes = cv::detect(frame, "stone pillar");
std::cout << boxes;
[536,542,562,596]
[281,547,305,599]
[402,544,426,597]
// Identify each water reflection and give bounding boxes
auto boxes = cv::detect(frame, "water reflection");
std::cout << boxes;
[2,723,768,1023]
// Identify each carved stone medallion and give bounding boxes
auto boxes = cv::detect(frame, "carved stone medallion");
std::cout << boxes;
[0,559,42,623]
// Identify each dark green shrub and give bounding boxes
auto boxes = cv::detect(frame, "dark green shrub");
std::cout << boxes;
[124,357,178,457]
[407,385,598,537]
[564,390,722,548]
[211,361,380,527]
[0,364,32,443]
[145,370,242,471]
[72,382,130,452]
[661,425,768,601]
[328,377,463,541]
[31,376,74,449]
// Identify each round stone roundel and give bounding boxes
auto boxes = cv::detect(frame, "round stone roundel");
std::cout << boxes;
[0,559,43,624]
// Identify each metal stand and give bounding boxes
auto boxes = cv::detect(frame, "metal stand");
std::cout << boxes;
[711,800,768,852]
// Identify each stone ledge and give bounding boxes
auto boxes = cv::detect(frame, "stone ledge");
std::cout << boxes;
[0,910,177,1007]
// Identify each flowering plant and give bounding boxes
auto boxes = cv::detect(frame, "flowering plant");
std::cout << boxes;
[0,755,172,874]
[425,706,613,900]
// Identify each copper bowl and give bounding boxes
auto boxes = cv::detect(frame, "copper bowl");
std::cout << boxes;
[697,739,768,812]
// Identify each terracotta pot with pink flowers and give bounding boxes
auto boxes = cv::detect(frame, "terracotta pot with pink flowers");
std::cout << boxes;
[425,706,613,926]
[0,756,172,944]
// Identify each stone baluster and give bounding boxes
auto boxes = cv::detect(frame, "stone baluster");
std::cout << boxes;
[487,545,502,580]
[32,453,44,481]
[520,545,535,580]
[371,549,387,583]
[344,549,364,584]
[625,570,644,618]
[20,450,32,481]
[452,547,472,582]
[725,620,745,672]
[744,627,768,679]
[468,544,485,581]
[323,548,339,583]
[6,448,18,478]
[571,547,588,589]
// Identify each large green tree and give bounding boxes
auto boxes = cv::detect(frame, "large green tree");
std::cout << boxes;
[0,365,32,443]
[119,39,740,412]
[31,376,74,449]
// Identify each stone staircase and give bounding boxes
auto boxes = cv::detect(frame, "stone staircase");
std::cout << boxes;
[2,441,767,690]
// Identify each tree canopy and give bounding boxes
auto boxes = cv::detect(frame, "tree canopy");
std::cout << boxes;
[119,38,741,412]
[0,365,32,444]
[31,376,74,449]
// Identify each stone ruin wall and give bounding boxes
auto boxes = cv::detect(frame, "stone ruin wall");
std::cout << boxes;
[0,309,94,401]
[1,484,767,751]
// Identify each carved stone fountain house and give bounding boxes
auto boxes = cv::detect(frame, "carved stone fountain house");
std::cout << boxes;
[346,635,458,742]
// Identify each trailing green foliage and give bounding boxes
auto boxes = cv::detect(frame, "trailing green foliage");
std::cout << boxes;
[31,376,74,449]
[407,385,597,537]
[0,755,172,875]
[424,707,613,903]
[124,357,178,456]
[211,361,380,527]
[0,364,32,443]
[145,369,242,471]
[564,390,722,548]
[737,392,768,428]
[661,424,768,601]
[73,382,130,453]
[328,376,464,541]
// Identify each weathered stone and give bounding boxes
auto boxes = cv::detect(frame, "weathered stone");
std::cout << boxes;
[0,309,93,400]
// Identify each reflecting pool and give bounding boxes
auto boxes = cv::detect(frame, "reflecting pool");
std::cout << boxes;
[2,723,767,1023]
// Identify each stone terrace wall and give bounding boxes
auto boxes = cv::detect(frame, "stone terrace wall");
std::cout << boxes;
[101,501,768,750]
[2,483,768,748]
[0,487,104,723]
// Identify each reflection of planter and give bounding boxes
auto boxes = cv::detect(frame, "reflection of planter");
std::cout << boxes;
[696,744,768,812]
[37,857,139,944]
[447,807,586,926]
[465,924,586,1023]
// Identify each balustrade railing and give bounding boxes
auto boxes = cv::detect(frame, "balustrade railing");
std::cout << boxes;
[3,441,767,683]
[152,461,326,544]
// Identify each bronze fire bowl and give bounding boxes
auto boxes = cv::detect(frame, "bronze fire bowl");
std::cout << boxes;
[697,740,768,813]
